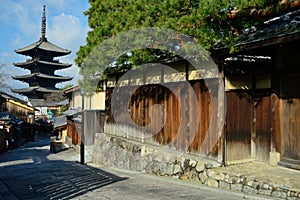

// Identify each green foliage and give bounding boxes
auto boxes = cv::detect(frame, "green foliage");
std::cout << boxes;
[57,105,68,116]
[76,0,289,93]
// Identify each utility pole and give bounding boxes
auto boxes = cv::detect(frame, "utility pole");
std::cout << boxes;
[80,90,85,165]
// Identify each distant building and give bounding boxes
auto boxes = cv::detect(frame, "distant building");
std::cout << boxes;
[0,91,34,124]
[12,5,72,100]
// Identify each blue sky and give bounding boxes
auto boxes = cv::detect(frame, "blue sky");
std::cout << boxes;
[0,0,90,94]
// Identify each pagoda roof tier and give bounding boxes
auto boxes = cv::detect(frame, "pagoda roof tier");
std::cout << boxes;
[13,59,72,70]
[12,73,72,82]
[11,86,60,94]
[15,37,71,57]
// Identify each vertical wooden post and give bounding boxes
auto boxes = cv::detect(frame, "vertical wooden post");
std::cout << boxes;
[80,94,85,165]
[217,68,225,165]
[251,75,256,160]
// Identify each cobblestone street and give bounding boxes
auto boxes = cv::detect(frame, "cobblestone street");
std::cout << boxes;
[0,133,274,200]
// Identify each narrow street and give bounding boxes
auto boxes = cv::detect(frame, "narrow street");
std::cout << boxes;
[0,133,272,200]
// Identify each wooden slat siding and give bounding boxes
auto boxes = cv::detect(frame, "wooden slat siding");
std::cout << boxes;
[95,111,105,133]
[188,81,200,152]
[282,99,300,163]
[67,121,80,145]
[226,91,252,162]
[209,79,220,158]
[105,88,114,123]
[170,84,180,149]
[151,85,165,145]
[165,86,173,145]
[161,85,168,144]
[200,80,211,154]
[105,80,221,157]
[271,93,281,154]
[255,96,271,162]
[74,122,82,145]
[67,121,72,138]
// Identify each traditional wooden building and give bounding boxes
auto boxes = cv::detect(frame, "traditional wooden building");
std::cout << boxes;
[12,6,72,100]
[92,9,300,171]
[0,91,35,123]
[213,8,300,169]
[63,86,105,146]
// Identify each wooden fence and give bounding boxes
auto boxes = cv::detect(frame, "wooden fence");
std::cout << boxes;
[67,110,105,146]
[106,79,222,158]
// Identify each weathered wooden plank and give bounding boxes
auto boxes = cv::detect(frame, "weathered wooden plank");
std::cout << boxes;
[271,93,281,154]
[255,95,271,162]
[282,99,300,162]
[226,91,252,162]
[105,80,221,159]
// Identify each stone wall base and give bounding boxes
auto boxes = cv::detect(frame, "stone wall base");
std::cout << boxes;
[93,133,300,200]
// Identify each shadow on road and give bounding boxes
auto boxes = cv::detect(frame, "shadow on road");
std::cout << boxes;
[0,133,127,200]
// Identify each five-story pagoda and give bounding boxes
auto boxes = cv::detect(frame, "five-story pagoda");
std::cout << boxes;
[12,5,72,100]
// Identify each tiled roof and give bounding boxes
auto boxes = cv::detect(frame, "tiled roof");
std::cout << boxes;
[238,9,300,48]
[12,73,72,81]
[13,59,72,69]
[15,38,71,56]
[0,90,30,107]
[53,116,67,128]
[63,107,82,116]
[30,99,69,107]
[11,86,60,94]
[213,8,300,54]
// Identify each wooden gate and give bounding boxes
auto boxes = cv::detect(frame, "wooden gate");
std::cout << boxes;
[226,91,252,162]
[281,99,300,167]
[255,95,271,162]
[225,91,272,164]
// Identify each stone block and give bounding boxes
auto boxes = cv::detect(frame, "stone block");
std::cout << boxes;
[145,162,159,173]
[231,184,243,191]
[272,191,287,199]
[215,172,225,181]
[180,158,189,170]
[207,178,219,188]
[219,181,231,190]
[247,180,254,187]
[195,162,205,172]
[262,183,269,189]
[173,164,181,174]
[258,189,272,196]
[189,159,197,168]
[198,171,207,184]
[158,162,167,175]
[141,146,153,157]
[180,175,189,181]
[205,163,213,169]
[166,163,174,175]
[207,169,216,178]
[243,186,258,195]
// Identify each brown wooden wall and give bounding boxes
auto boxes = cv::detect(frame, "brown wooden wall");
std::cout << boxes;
[226,91,252,162]
[282,99,300,165]
[255,95,271,162]
[106,79,221,158]
[225,91,272,163]
[67,120,81,145]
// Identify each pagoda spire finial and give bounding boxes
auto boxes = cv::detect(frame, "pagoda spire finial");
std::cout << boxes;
[41,5,46,39]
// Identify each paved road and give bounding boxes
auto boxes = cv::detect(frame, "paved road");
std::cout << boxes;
[0,133,272,200]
